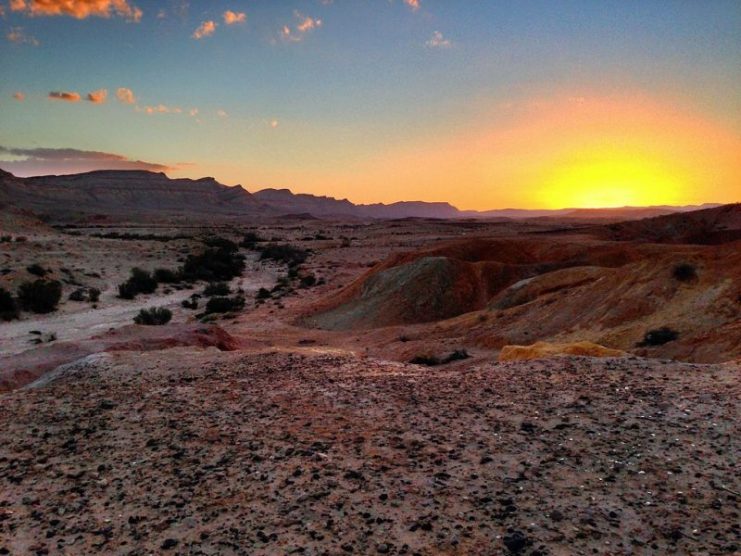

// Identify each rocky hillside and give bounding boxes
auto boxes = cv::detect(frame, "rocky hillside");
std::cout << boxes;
[302,232,741,363]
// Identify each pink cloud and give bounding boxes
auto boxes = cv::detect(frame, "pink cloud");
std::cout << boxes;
[192,20,216,39]
[6,26,39,45]
[86,88,108,103]
[223,10,245,25]
[48,91,81,102]
[10,0,142,21]
[404,0,420,11]
[12,92,25,101]
[116,87,136,104]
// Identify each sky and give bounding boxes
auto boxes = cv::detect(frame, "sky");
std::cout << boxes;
[1,0,740,210]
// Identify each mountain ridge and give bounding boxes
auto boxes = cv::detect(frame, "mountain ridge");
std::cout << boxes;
[0,168,730,222]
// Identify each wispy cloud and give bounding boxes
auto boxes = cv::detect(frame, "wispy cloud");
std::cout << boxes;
[10,0,142,22]
[6,26,39,45]
[404,0,420,12]
[116,87,136,104]
[425,30,451,49]
[217,109,228,118]
[280,11,322,42]
[48,91,81,102]
[0,145,175,176]
[86,89,108,103]
[12,92,25,101]
[138,104,182,114]
[223,10,245,25]
[192,20,216,39]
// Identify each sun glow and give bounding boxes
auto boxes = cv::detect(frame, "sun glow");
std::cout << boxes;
[537,148,685,208]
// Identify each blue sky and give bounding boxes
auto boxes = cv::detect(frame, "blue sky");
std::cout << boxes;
[1,0,739,208]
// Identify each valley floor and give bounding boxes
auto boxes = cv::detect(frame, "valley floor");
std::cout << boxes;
[0,350,738,555]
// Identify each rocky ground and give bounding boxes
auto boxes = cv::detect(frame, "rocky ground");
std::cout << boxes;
[0,349,738,555]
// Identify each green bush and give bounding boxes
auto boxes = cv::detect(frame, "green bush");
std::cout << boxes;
[117,268,157,299]
[129,268,157,294]
[18,279,62,314]
[205,295,245,314]
[134,307,172,325]
[0,287,19,321]
[118,281,138,299]
[203,282,231,297]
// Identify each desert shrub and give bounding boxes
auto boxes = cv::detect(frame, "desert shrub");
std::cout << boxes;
[205,295,245,314]
[203,236,239,252]
[26,263,47,277]
[69,288,87,301]
[259,244,309,267]
[256,288,271,300]
[18,279,62,314]
[118,281,138,300]
[300,274,317,288]
[638,327,679,347]
[673,263,697,282]
[241,232,264,249]
[0,287,19,321]
[181,247,245,282]
[134,307,172,325]
[181,298,198,310]
[88,288,101,303]
[154,268,180,283]
[129,268,157,294]
[118,268,157,299]
[203,282,231,297]
[0,236,11,243]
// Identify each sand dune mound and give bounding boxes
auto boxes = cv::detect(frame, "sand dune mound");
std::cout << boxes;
[498,341,626,361]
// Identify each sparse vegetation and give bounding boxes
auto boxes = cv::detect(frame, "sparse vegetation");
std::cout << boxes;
[68,288,87,301]
[133,307,172,325]
[18,279,63,314]
[69,287,101,303]
[673,263,698,282]
[205,295,245,314]
[638,327,679,347]
[256,288,271,300]
[181,298,198,310]
[258,244,309,267]
[300,274,317,288]
[0,287,20,321]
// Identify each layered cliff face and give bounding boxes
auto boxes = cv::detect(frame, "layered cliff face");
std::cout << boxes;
[0,170,270,219]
